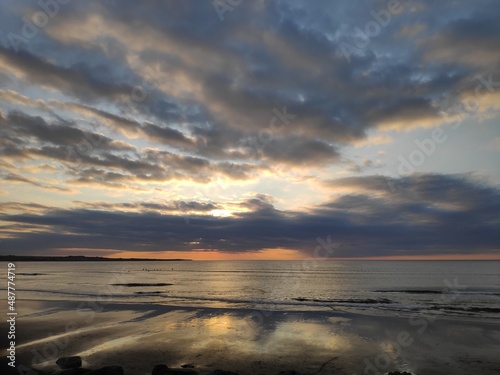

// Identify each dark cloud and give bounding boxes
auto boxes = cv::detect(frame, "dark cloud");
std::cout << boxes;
[1,172,70,192]
[1,111,134,152]
[50,102,195,149]
[0,202,53,214]
[0,45,132,102]
[141,122,194,147]
[262,136,340,166]
[1,0,498,168]
[1,174,498,257]
[74,200,220,213]
[0,1,498,258]
[0,110,261,187]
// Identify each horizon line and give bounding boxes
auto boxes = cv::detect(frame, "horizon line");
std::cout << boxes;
[2,254,500,261]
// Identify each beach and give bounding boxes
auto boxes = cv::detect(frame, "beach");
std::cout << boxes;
[1,260,500,375]
[2,298,500,375]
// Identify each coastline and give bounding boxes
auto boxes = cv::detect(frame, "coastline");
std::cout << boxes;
[2,299,500,375]
[0,256,192,262]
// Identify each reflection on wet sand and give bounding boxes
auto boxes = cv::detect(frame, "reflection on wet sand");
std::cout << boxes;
[168,313,350,355]
[152,311,356,374]
[8,300,500,375]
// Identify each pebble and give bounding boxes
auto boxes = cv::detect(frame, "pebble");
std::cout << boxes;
[56,356,82,369]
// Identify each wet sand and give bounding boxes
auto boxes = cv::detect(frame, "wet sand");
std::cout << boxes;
[2,299,500,375]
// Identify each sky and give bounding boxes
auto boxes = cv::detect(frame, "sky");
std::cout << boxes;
[0,0,499,260]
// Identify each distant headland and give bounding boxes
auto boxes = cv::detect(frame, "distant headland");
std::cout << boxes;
[0,255,192,262]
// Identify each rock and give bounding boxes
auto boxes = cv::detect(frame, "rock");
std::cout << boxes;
[278,372,302,375]
[387,372,413,375]
[86,366,124,375]
[0,359,26,375]
[152,365,170,375]
[56,356,82,369]
[181,364,195,368]
[152,365,198,375]
[60,369,92,375]
[208,371,239,375]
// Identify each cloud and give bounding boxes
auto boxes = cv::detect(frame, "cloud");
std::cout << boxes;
[2,111,134,152]
[49,101,196,149]
[1,174,498,257]
[0,89,51,111]
[0,45,132,103]
[73,200,221,214]
[352,135,393,148]
[0,109,263,189]
[0,202,54,215]
[0,1,498,259]
[1,0,499,169]
[421,9,500,67]
[1,172,72,192]
[261,136,340,166]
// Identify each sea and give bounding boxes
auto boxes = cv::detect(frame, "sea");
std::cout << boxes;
[3,260,500,320]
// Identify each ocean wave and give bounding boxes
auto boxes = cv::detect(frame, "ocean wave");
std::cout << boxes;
[293,297,393,304]
[14,288,500,319]
[375,289,500,296]
[112,283,174,287]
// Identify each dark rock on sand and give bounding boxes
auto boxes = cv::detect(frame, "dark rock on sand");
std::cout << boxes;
[60,369,91,375]
[152,365,198,375]
[56,356,82,369]
[278,371,302,375]
[152,365,170,375]
[208,371,239,375]
[181,364,195,368]
[167,370,198,374]
[387,372,413,375]
[86,366,124,375]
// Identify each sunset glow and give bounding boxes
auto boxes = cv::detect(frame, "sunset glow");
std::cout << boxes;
[0,1,499,260]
